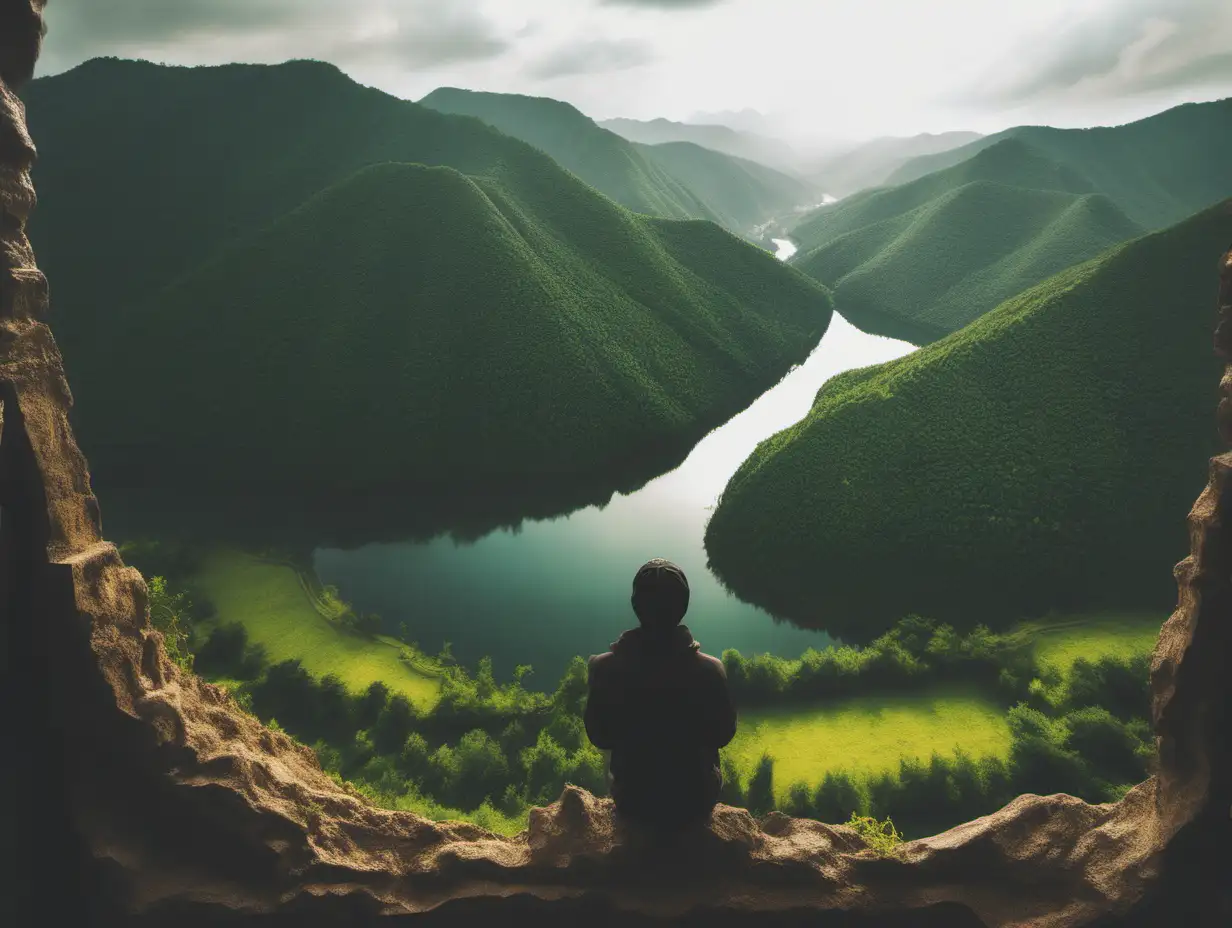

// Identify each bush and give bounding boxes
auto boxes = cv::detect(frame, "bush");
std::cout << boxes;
[746,753,775,816]
[812,771,867,823]
[1062,706,1149,786]
[719,754,745,807]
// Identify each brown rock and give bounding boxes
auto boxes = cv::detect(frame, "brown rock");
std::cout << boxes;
[3,3,1229,925]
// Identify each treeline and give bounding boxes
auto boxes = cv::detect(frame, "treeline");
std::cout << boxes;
[721,615,1037,708]
[197,619,605,828]
[723,651,1154,839]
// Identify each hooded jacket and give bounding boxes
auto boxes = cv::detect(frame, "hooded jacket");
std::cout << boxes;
[584,624,737,826]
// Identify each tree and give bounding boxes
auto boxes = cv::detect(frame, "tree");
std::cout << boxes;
[372,694,417,755]
[1063,707,1148,786]
[812,771,866,823]
[356,681,390,730]
[452,729,511,809]
[782,781,814,817]
[719,755,745,807]
[746,753,775,816]
[522,730,569,806]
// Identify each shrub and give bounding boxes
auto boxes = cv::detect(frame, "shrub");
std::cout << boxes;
[746,753,776,816]
[1062,706,1149,786]
[812,771,867,823]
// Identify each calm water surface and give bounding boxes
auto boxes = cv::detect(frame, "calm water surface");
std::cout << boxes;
[314,239,915,681]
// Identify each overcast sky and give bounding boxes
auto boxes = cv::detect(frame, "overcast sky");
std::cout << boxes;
[33,0,1232,144]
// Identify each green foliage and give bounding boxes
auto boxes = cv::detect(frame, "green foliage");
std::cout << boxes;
[746,753,776,816]
[721,616,1034,707]
[811,771,867,823]
[706,201,1232,637]
[845,813,904,856]
[25,60,832,516]
[146,575,195,672]
[719,754,746,807]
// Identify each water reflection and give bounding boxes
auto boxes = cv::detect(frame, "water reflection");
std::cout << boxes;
[315,314,915,681]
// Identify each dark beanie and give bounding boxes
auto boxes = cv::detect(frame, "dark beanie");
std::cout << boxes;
[631,558,690,629]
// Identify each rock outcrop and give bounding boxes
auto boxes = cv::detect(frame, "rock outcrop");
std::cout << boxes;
[2,2,1228,925]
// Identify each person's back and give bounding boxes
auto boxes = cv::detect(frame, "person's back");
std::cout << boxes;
[584,558,737,829]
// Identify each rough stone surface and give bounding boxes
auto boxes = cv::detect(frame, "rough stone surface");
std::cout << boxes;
[3,2,1229,925]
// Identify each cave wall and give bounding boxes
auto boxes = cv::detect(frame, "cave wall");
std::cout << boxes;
[2,1,1229,924]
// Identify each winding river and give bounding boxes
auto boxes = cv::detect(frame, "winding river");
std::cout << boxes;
[314,238,916,681]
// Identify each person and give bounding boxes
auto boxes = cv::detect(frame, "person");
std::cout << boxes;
[584,558,738,829]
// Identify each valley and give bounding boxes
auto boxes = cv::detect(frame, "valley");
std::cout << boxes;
[23,50,1228,845]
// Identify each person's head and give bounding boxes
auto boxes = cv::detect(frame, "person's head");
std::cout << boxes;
[631,558,690,631]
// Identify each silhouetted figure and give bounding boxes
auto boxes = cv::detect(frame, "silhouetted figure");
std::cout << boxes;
[584,558,738,829]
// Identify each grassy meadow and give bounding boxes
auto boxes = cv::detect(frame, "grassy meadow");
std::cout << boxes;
[1025,612,1164,672]
[725,685,1012,800]
[723,611,1161,799]
[189,548,441,709]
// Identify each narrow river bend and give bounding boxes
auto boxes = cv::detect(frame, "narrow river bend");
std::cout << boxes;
[314,238,916,681]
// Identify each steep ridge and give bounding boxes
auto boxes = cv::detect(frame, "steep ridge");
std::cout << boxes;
[19,58,706,371]
[634,139,817,232]
[705,200,1232,638]
[790,137,1103,255]
[797,181,1143,341]
[6,8,1230,924]
[419,87,718,223]
[885,97,1232,229]
[68,159,832,536]
[420,87,815,234]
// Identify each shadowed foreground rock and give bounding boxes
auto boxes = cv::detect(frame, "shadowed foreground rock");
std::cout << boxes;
[3,2,1229,925]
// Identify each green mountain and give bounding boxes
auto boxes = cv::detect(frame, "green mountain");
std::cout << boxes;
[788,139,1144,340]
[22,60,834,537]
[418,87,717,223]
[791,137,1100,254]
[420,88,814,234]
[634,140,817,233]
[600,116,800,174]
[799,181,1143,342]
[884,98,1232,230]
[804,131,983,198]
[704,200,1232,640]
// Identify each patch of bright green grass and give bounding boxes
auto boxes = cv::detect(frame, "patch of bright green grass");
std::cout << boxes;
[191,548,439,708]
[725,685,1011,800]
[1019,612,1162,672]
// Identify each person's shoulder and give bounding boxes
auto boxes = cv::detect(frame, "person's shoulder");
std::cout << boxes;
[695,650,727,678]
[587,650,616,673]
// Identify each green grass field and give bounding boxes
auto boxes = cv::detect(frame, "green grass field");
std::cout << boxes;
[190,548,440,709]
[1020,612,1163,672]
[726,685,1011,800]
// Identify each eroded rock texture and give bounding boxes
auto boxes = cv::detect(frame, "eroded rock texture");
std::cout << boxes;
[2,1,1228,924]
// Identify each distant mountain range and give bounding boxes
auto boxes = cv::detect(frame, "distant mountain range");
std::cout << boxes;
[785,97,1232,342]
[802,131,985,198]
[420,89,817,236]
[706,199,1232,638]
[599,116,803,176]
[884,98,1232,229]
[22,57,834,537]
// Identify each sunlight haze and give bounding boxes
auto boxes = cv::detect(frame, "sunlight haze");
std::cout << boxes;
[36,0,1232,144]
